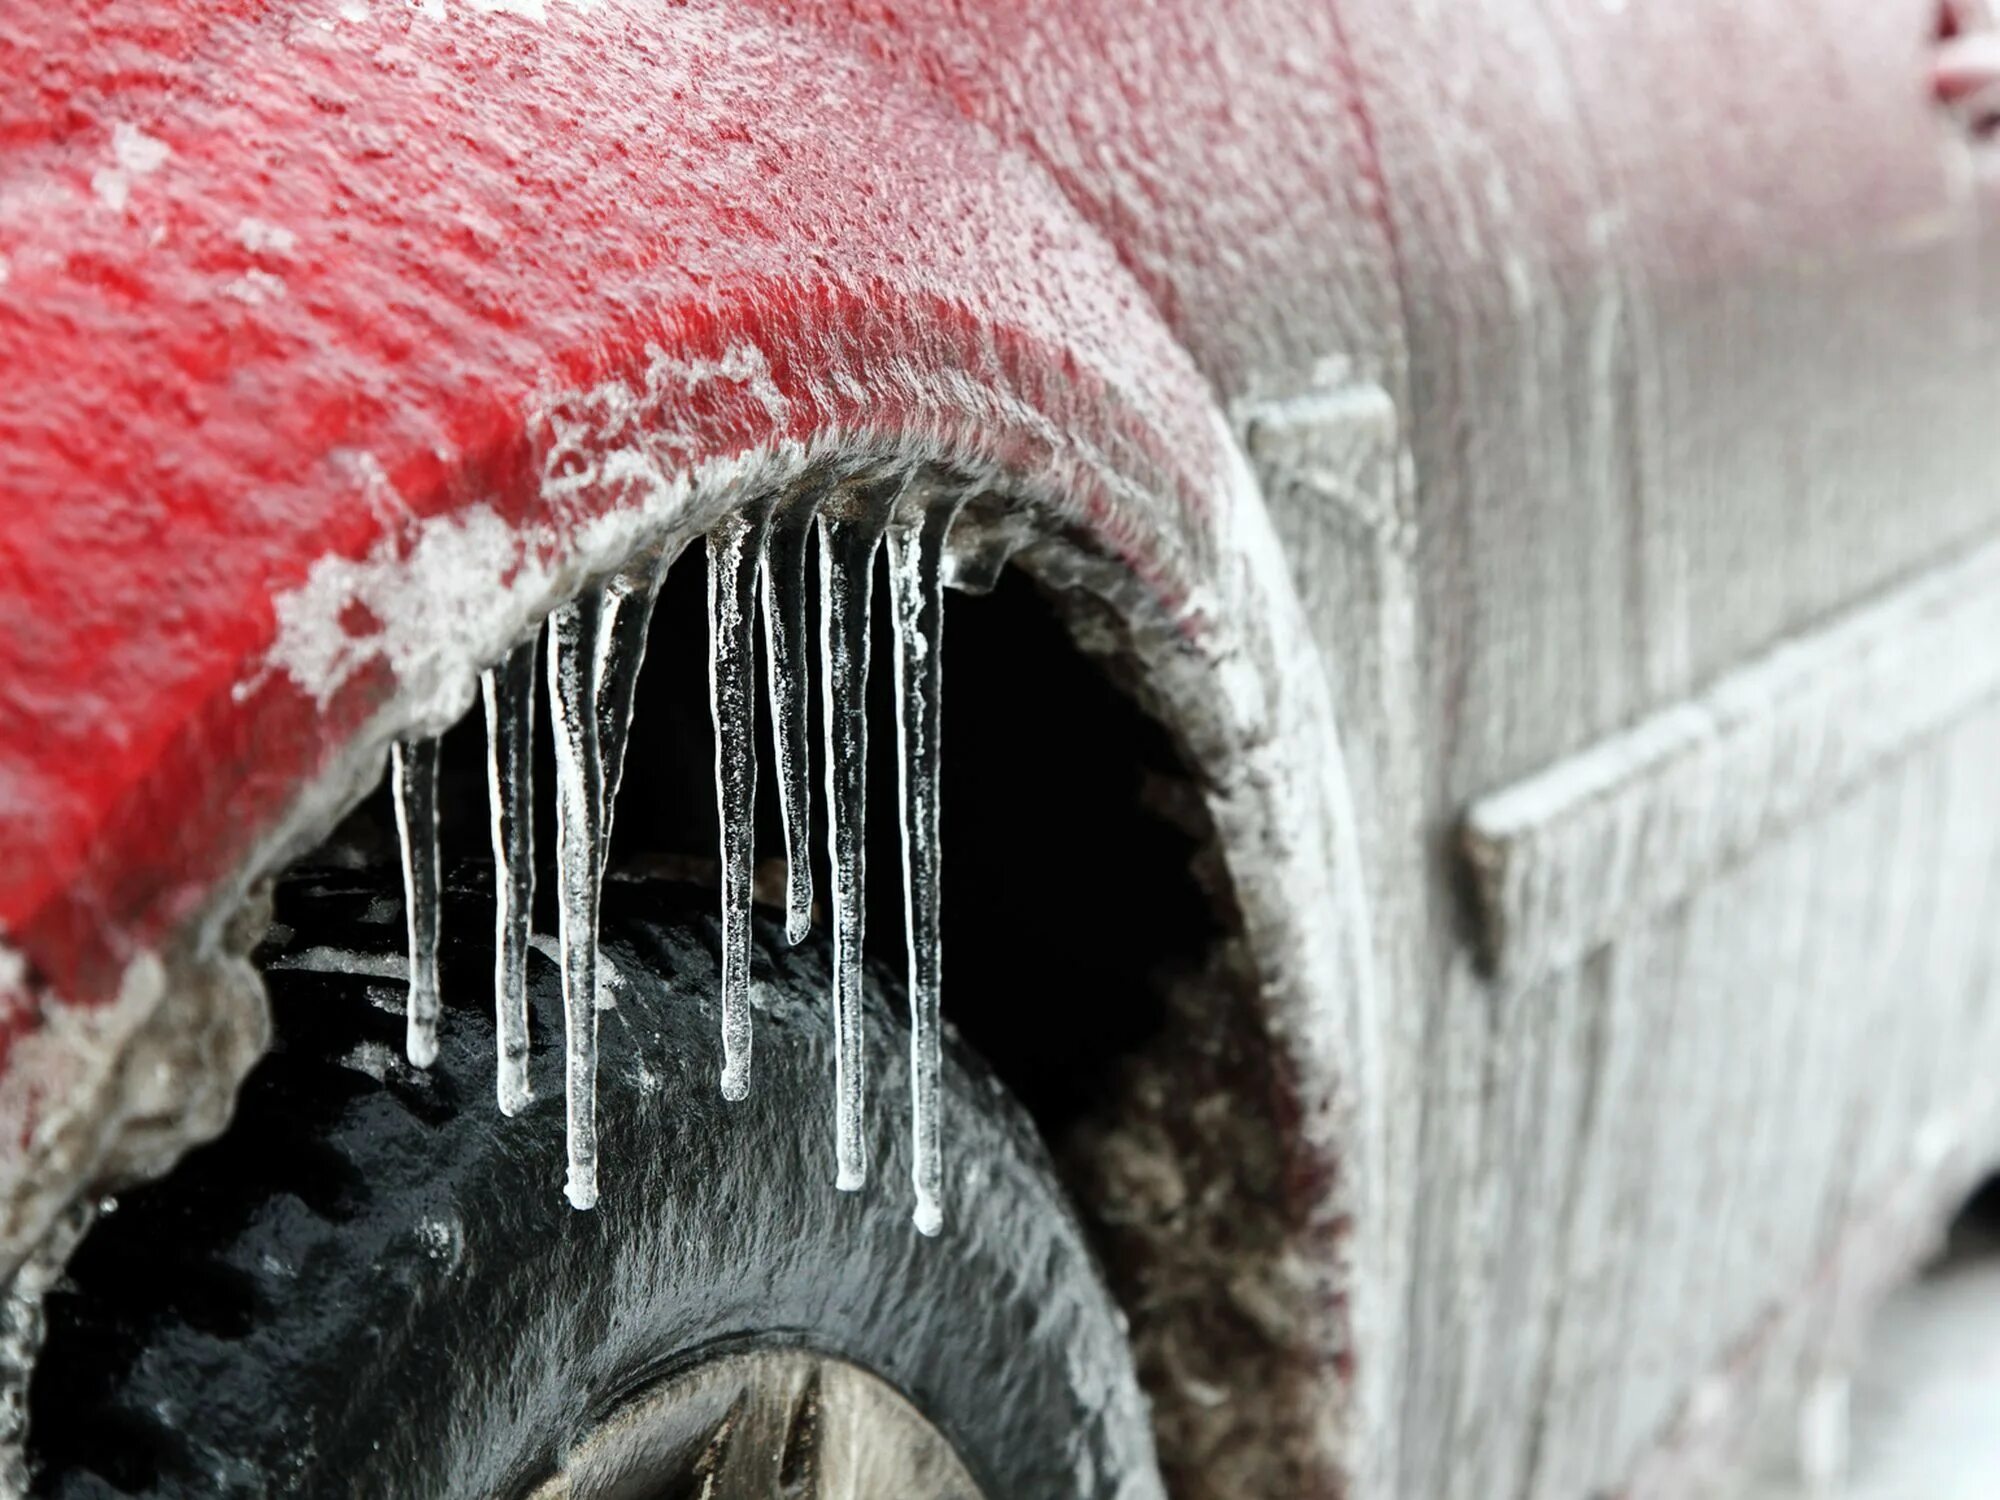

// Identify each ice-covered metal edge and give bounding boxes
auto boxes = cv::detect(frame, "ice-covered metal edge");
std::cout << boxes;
[1464,534,2000,987]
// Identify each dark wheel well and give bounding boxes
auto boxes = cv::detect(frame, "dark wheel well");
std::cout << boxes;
[284,546,1229,1158]
[33,538,1263,1500]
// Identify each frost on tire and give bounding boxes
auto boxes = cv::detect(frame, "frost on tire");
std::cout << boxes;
[386,473,980,1231]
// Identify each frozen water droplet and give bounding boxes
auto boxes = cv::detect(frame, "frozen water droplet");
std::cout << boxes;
[482,637,537,1117]
[818,483,900,1192]
[547,594,610,1210]
[889,488,967,1236]
[709,509,770,1103]
[391,737,442,1069]
[762,493,819,946]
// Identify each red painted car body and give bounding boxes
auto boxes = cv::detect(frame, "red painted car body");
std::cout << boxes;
[4,0,1999,1495]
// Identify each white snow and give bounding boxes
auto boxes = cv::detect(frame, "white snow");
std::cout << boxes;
[234,218,298,256]
[415,1213,465,1267]
[467,0,548,18]
[528,931,623,1009]
[255,343,801,734]
[339,1039,402,1081]
[219,269,287,305]
[267,946,408,980]
[265,503,559,730]
[91,123,170,212]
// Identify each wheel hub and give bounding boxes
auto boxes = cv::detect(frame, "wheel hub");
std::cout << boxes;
[528,1349,987,1499]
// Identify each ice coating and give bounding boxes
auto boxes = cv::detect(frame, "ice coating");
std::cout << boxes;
[761,494,818,946]
[391,737,442,1069]
[547,594,608,1210]
[707,509,770,1103]
[481,638,537,1118]
[888,489,967,1236]
[595,559,666,842]
[817,485,899,1192]
[370,484,968,1222]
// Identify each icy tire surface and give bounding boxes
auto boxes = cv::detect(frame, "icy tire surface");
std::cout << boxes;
[28,870,1157,1499]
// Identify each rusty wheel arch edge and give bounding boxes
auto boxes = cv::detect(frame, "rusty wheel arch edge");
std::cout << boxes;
[0,7,1389,1494]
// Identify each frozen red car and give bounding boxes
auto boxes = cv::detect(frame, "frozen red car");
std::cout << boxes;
[4,1,1999,1495]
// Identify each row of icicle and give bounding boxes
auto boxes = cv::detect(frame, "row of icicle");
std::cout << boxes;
[387,477,965,1233]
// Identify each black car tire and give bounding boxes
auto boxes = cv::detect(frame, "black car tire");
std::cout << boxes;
[30,869,1160,1500]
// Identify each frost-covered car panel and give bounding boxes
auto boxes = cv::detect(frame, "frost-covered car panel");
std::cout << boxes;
[4,1,2000,1497]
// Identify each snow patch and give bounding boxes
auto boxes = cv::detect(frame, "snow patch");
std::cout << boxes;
[220,270,287,305]
[467,0,547,17]
[91,124,170,212]
[527,931,622,1010]
[268,946,409,980]
[266,503,559,728]
[340,1039,401,1081]
[235,218,298,256]
[415,1214,463,1264]
[256,342,798,733]
[461,0,605,18]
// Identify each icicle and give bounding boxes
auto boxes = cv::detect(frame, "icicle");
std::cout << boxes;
[391,737,442,1069]
[481,638,537,1117]
[548,594,609,1210]
[888,488,967,1235]
[537,566,663,1204]
[762,494,818,946]
[595,558,666,842]
[818,484,898,1191]
[709,508,771,1103]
